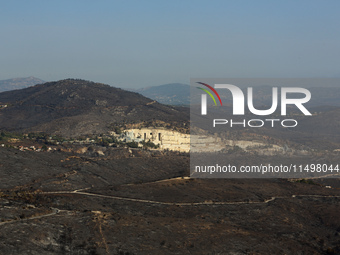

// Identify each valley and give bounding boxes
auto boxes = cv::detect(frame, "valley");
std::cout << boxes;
[0,79,339,254]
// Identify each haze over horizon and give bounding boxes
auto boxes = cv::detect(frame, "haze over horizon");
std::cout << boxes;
[1,0,340,88]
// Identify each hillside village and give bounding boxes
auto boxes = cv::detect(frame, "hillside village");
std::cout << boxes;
[2,127,338,157]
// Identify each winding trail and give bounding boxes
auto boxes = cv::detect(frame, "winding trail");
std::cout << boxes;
[40,189,340,206]
[1,182,339,227]
[1,192,339,227]
[0,208,64,226]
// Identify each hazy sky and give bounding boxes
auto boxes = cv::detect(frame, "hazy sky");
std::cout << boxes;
[1,0,339,88]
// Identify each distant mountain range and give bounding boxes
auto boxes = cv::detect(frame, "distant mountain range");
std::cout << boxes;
[130,83,190,105]
[0,76,44,92]
[132,82,340,108]
[3,78,338,108]
[0,79,188,137]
